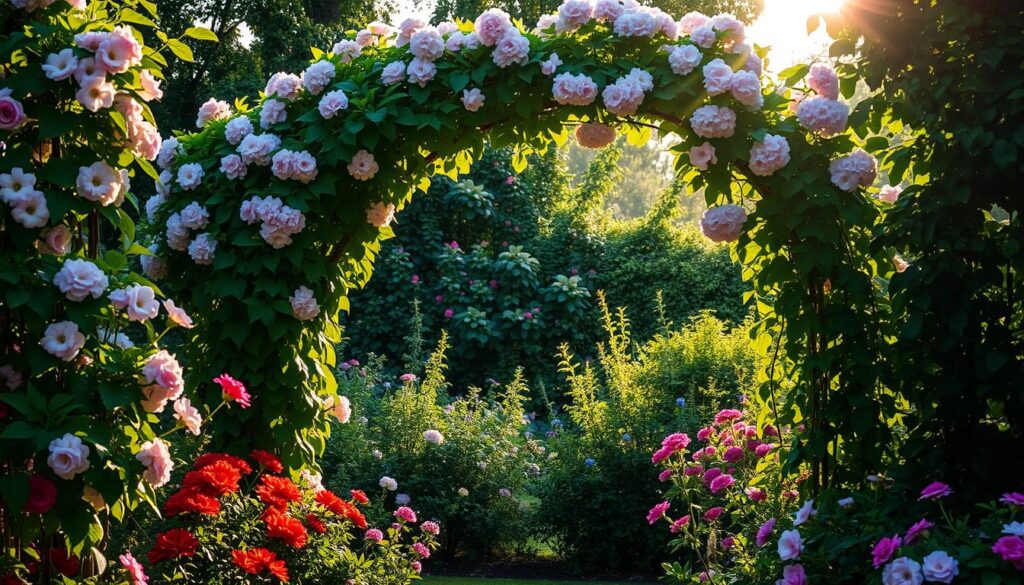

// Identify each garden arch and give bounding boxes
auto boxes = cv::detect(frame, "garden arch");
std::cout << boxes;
[153,4,883,476]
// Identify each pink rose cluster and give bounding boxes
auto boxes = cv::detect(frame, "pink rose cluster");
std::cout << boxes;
[700,204,747,242]
[289,285,321,321]
[552,72,599,106]
[240,196,307,249]
[271,149,318,183]
[196,98,231,128]
[690,104,737,138]
[237,133,282,166]
[612,5,677,39]
[61,26,155,124]
[829,148,878,192]
[1,167,50,229]
[140,350,185,414]
[366,202,397,228]
[602,68,653,116]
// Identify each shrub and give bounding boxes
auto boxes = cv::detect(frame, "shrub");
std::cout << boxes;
[533,299,761,573]
[321,334,540,559]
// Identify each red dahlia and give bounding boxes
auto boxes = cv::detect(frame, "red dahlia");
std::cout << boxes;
[148,529,199,564]
[306,513,327,534]
[350,489,369,505]
[263,509,308,549]
[314,489,346,515]
[182,460,242,497]
[193,452,253,475]
[164,488,221,517]
[256,475,302,510]
[231,548,289,582]
[250,449,284,474]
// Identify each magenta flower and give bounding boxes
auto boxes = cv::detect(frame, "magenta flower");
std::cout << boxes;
[992,536,1024,570]
[647,501,670,525]
[904,518,934,544]
[918,481,952,500]
[658,469,672,482]
[696,427,713,441]
[662,433,691,450]
[394,506,417,523]
[872,534,902,568]
[709,474,735,494]
[1001,492,1024,507]
[779,564,807,585]
[704,507,724,521]
[651,446,674,465]
[713,409,743,424]
[756,518,776,547]
[723,446,744,462]
[670,515,691,533]
[702,467,723,486]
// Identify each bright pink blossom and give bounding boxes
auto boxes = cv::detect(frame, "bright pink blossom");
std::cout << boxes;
[872,534,902,568]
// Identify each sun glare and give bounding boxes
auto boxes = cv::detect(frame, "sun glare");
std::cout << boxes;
[747,0,847,72]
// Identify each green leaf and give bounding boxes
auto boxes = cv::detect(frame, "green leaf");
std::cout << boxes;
[829,39,856,57]
[119,8,157,28]
[166,39,194,62]
[448,71,470,92]
[184,27,219,42]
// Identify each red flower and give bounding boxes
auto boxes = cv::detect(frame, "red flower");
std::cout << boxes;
[214,374,251,408]
[306,514,327,534]
[263,509,308,549]
[194,453,253,475]
[256,475,302,510]
[232,548,289,582]
[250,449,283,474]
[49,548,80,577]
[183,460,241,497]
[346,506,368,529]
[350,489,369,505]
[24,475,57,514]
[148,529,199,564]
[314,490,346,515]
[164,488,221,517]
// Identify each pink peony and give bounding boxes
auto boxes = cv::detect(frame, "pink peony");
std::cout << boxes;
[381,61,406,85]
[678,11,710,34]
[410,27,445,61]
[992,536,1024,571]
[195,98,230,128]
[904,518,934,544]
[702,58,733,95]
[647,501,669,524]
[47,433,91,480]
[745,487,766,502]
[177,162,204,190]
[259,98,287,129]
[749,134,791,176]
[474,8,513,46]
[220,154,246,179]
[882,557,923,585]
[730,69,763,109]
[829,149,877,192]
[492,30,530,68]
[593,0,624,21]
[395,506,418,523]
[690,105,736,138]
[808,63,839,100]
[552,72,598,106]
[301,60,336,95]
[668,44,702,76]
[407,57,437,86]
[723,446,744,462]
[136,438,173,487]
[700,205,747,243]
[366,202,396,227]
[613,9,658,38]
[704,507,724,521]
[541,52,562,76]
[796,96,848,137]
[557,0,594,32]
[709,473,735,494]
[872,534,902,568]
[348,150,379,181]
[264,72,301,101]
[921,551,958,583]
[143,350,184,397]
[396,17,427,46]
[290,285,320,321]
[318,89,349,119]
[658,469,673,482]
[689,24,716,48]
[188,233,217,264]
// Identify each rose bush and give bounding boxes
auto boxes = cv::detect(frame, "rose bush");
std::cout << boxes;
[0,0,213,580]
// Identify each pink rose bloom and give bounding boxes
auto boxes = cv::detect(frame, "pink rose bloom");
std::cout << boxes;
[138,69,163,101]
[918,482,953,501]
[474,8,513,46]
[689,24,716,48]
[575,122,616,149]
[730,69,763,109]
[745,487,766,502]
[647,501,669,524]
[541,52,563,76]
[37,225,72,256]
[260,98,287,129]
[126,117,162,161]
[704,506,723,521]
[421,520,441,535]
[552,72,598,106]
[238,133,281,166]
[696,426,713,441]
[492,30,530,68]
[173,398,202,435]
[651,446,674,465]
[136,438,173,487]
[119,553,148,585]
[365,528,384,542]
[779,564,807,585]
[318,89,349,119]
[756,518,776,547]
[462,87,486,111]
[921,551,959,583]
[796,96,849,136]
[872,534,902,568]
[690,105,736,138]
[702,467,722,485]
[702,58,733,95]
[613,9,658,37]
[830,149,878,192]
[366,202,396,227]
[381,61,406,85]
[904,518,934,544]
[410,27,445,61]
[662,432,691,450]
[777,529,802,561]
[220,154,247,180]
[678,11,710,34]
[290,285,320,321]
[76,76,116,112]
[214,373,251,408]
[669,515,690,533]
[109,284,160,322]
[396,17,427,46]
[324,394,351,423]
[700,205,747,243]
[142,350,184,397]
[883,557,923,584]
[754,443,774,458]
[407,57,437,86]
[96,27,142,73]
[54,258,109,301]
[348,149,379,180]
[658,469,673,482]
[302,60,337,95]
[808,63,839,100]
[332,40,362,63]
[271,149,297,180]
[163,299,194,328]
[395,506,418,523]
[683,465,703,476]
[711,13,745,46]
[196,98,230,128]
[878,184,902,203]
[993,536,1024,570]
[749,134,791,176]
[602,77,645,116]
[722,446,743,462]
[264,72,301,101]
[668,44,702,76]
[709,474,735,494]
[557,0,594,32]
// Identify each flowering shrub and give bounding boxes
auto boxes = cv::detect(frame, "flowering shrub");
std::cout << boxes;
[119,449,438,584]
[0,0,211,579]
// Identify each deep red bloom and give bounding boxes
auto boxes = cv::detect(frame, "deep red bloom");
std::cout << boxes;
[350,489,369,505]
[24,475,57,514]
[250,449,284,474]
[256,475,302,509]
[346,506,368,529]
[193,453,253,475]
[214,374,251,408]
[306,514,327,534]
[148,529,199,564]
[232,548,289,582]
[49,548,80,577]
[182,460,242,497]
[266,558,290,582]
[263,509,308,549]
[164,487,221,517]
[315,490,347,515]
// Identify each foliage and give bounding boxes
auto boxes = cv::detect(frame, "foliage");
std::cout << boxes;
[532,301,760,573]
[321,335,541,559]
[128,449,438,584]
[0,1,210,581]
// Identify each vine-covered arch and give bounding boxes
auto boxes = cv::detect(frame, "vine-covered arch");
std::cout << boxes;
[154,4,882,473]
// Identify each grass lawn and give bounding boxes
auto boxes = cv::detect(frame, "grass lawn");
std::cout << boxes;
[422,577,638,585]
